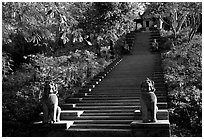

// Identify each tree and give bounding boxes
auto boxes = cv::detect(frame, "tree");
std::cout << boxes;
[78,2,144,45]
[2,2,79,49]
[2,2,145,57]
[146,2,202,39]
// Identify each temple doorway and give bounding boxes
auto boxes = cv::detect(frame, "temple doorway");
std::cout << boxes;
[146,21,150,28]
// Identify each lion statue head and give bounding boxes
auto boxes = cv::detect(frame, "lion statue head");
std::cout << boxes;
[140,78,156,92]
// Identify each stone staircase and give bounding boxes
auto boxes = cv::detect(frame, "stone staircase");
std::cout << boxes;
[150,29,161,46]
[33,30,170,137]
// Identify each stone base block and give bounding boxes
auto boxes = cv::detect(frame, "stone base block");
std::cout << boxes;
[131,120,170,137]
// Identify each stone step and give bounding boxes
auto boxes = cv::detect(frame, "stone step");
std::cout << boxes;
[33,120,74,129]
[74,102,139,106]
[62,102,167,107]
[66,128,132,137]
[98,81,165,86]
[149,38,161,41]
[63,115,134,120]
[100,75,164,78]
[80,110,169,120]
[149,40,161,43]
[151,33,160,36]
[107,69,162,72]
[99,75,164,79]
[88,90,166,94]
[151,35,161,38]
[94,84,165,88]
[86,80,100,86]
[37,111,83,122]
[151,31,160,33]
[81,112,134,116]
[60,105,139,110]
[65,98,83,103]
[93,88,167,92]
[60,110,168,121]
[80,93,167,100]
[91,78,103,82]
[66,98,137,103]
[101,81,165,85]
[134,109,169,120]
[76,96,140,100]
[65,97,167,103]
[104,77,164,80]
[94,85,166,89]
[75,96,167,101]
[105,72,162,75]
[60,103,167,110]
[92,89,167,93]
[89,89,166,92]
[131,120,170,137]
[96,77,164,81]
[69,124,131,129]
[73,119,133,124]
[79,98,167,103]
[65,96,167,102]
[94,75,106,79]
[150,37,161,40]
[93,87,166,90]
[74,92,167,98]
[60,110,84,117]
[83,109,135,113]
[65,97,140,103]
[72,95,166,100]
[150,34,161,37]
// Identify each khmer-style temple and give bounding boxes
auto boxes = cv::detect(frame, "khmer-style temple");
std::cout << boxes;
[134,10,168,31]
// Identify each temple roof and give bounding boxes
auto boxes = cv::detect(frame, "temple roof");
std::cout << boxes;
[141,8,170,19]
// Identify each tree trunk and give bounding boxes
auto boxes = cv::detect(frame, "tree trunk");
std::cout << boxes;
[188,13,201,42]
[188,24,200,42]
[176,13,188,33]
[172,23,177,39]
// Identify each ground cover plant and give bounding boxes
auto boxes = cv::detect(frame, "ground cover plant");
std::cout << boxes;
[160,29,202,137]
[146,2,201,136]
[2,50,111,136]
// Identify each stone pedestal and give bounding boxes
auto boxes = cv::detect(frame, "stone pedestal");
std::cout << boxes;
[131,120,170,137]
[134,109,169,120]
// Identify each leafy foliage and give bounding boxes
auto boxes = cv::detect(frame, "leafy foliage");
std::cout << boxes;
[2,2,142,71]
[1,2,146,136]
[2,2,77,45]
[161,30,202,136]
[2,52,14,79]
[2,50,111,136]
[28,50,110,101]
[146,2,202,38]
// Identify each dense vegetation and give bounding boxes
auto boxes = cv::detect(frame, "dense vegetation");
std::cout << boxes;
[160,29,202,137]
[2,2,143,136]
[146,2,202,136]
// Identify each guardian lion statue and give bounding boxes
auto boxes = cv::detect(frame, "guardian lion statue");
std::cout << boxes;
[42,80,61,123]
[140,78,158,123]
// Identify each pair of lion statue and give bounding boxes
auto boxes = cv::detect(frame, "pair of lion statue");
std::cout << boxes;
[41,77,158,124]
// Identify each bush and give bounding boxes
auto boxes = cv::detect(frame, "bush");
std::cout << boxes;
[161,32,202,136]
[2,49,111,136]
[27,50,111,101]
[2,52,14,79]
